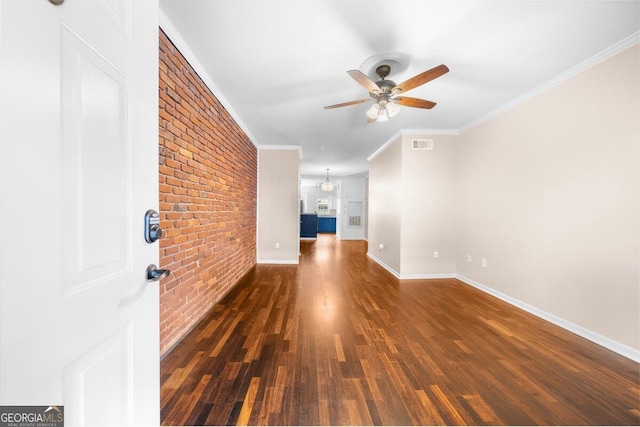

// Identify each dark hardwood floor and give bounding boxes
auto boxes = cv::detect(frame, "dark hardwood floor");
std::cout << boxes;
[161,234,640,425]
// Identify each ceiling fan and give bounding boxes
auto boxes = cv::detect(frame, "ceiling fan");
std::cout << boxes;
[324,63,449,122]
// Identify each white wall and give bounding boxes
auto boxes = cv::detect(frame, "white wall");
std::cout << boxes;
[300,181,337,214]
[457,45,639,351]
[257,147,300,263]
[337,177,366,240]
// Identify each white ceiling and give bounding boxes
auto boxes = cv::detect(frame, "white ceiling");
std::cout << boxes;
[159,0,639,177]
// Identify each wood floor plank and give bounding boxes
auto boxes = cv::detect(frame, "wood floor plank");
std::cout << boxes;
[161,234,640,426]
[236,376,260,426]
[462,394,501,425]
[429,384,472,425]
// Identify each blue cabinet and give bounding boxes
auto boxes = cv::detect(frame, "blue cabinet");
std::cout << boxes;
[317,216,336,233]
[300,214,317,238]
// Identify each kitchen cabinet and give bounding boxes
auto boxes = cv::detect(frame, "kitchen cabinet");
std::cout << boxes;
[317,216,336,233]
[300,214,317,238]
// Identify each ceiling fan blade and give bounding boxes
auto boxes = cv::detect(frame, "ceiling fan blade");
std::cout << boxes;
[347,70,381,94]
[393,97,437,109]
[394,64,449,93]
[323,99,371,109]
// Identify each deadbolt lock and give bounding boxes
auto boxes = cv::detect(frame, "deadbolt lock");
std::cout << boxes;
[144,209,163,243]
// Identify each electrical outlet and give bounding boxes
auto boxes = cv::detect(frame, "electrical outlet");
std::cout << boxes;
[433,251,439,258]
[482,258,487,268]
[467,254,472,262]
[378,243,384,251]
[275,243,280,249]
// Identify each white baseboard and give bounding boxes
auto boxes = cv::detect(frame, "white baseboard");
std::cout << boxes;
[400,273,457,280]
[367,253,457,280]
[257,259,299,265]
[366,252,400,278]
[319,250,639,362]
[362,253,640,362]
[456,275,640,363]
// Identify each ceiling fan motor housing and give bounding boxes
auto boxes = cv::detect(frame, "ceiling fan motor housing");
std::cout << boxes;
[371,78,397,104]
[375,64,391,79]
[375,79,396,91]
[373,65,397,101]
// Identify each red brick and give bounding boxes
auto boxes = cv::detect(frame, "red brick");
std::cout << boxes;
[158,30,256,357]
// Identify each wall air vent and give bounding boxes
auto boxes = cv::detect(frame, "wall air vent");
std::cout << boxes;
[348,216,361,227]
[348,202,363,228]
[412,139,433,150]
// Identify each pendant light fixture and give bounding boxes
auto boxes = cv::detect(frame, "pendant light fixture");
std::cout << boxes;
[321,168,334,192]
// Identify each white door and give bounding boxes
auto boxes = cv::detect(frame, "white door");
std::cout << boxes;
[0,0,160,425]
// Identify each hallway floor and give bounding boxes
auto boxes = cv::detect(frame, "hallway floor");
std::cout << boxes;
[161,234,639,425]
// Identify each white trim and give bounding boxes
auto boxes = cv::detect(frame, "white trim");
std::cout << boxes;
[368,128,459,162]
[366,252,400,279]
[361,257,640,361]
[257,259,299,265]
[460,31,640,133]
[161,10,638,152]
[158,17,638,148]
[159,10,259,147]
[258,144,303,159]
[400,129,460,136]
[300,237,317,241]
[400,273,456,280]
[352,252,640,362]
[456,275,640,363]
[367,131,402,162]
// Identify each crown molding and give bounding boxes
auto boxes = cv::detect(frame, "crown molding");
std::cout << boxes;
[160,12,638,161]
[367,131,402,162]
[159,10,260,147]
[460,31,640,133]
[367,128,460,161]
[258,145,303,159]
[401,129,460,136]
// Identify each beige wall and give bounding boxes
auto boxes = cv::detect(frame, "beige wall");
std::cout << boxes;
[368,136,402,273]
[457,45,639,350]
[401,134,457,276]
[367,45,639,353]
[368,133,458,277]
[257,148,300,263]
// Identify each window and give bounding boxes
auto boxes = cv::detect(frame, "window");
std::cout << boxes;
[317,199,329,215]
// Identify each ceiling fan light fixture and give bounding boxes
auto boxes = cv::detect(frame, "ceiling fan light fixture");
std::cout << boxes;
[386,101,400,117]
[366,103,380,120]
[376,106,389,122]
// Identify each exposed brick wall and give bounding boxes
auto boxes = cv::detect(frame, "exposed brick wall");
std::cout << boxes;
[159,29,257,356]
